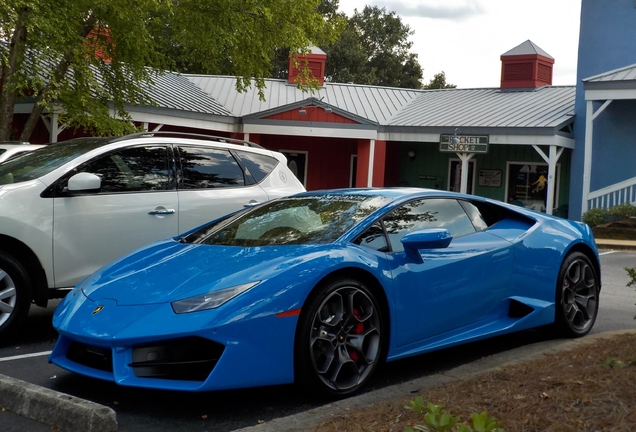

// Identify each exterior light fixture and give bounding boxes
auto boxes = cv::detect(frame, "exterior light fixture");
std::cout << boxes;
[324,107,333,114]
[450,128,461,145]
[298,109,307,115]
[407,150,416,160]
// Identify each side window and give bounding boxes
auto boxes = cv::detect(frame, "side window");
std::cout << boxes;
[459,200,489,231]
[179,146,245,189]
[382,198,476,253]
[354,222,389,252]
[235,150,278,183]
[80,146,171,193]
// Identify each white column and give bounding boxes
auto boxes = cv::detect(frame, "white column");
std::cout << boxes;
[367,139,375,187]
[458,153,475,194]
[532,144,563,215]
[582,99,612,215]
[49,113,59,143]
[582,100,594,215]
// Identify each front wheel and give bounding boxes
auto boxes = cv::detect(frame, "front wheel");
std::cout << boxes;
[295,278,386,397]
[0,251,32,342]
[554,252,599,337]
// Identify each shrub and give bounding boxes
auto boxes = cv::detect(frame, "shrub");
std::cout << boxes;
[608,203,636,220]
[627,267,636,319]
[404,397,505,432]
[582,207,609,227]
[582,202,636,227]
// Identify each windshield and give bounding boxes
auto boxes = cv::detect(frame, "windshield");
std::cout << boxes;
[0,138,110,185]
[184,194,392,246]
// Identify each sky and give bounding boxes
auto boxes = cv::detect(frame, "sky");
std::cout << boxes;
[337,0,581,89]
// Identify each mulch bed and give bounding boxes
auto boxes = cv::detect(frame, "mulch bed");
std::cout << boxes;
[311,333,636,432]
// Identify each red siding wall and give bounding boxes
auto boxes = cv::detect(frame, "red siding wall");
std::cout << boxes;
[258,134,357,191]
[266,109,356,124]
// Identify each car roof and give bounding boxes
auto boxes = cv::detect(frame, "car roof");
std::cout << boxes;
[292,187,488,202]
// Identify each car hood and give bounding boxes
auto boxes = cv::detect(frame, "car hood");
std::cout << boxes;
[81,238,326,306]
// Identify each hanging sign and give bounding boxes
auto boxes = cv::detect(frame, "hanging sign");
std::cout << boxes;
[439,134,489,153]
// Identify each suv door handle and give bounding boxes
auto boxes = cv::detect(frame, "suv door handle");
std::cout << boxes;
[148,207,176,215]
[244,200,260,208]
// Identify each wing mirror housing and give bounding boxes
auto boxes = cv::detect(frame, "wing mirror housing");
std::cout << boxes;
[401,228,453,262]
[66,172,101,194]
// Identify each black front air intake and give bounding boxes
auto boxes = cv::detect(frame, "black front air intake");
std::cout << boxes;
[130,337,225,381]
[67,342,113,372]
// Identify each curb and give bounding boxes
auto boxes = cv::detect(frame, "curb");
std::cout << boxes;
[0,374,117,432]
[595,239,636,250]
[234,329,636,432]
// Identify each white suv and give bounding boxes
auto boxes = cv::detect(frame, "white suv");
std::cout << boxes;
[0,132,305,339]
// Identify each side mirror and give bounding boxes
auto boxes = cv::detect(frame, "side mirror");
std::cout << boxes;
[67,172,101,194]
[401,228,452,262]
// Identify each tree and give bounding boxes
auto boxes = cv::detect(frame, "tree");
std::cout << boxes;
[324,6,424,89]
[0,0,335,141]
[423,71,457,89]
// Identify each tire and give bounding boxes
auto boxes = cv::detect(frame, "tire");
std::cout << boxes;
[554,252,600,338]
[295,278,386,397]
[0,251,32,341]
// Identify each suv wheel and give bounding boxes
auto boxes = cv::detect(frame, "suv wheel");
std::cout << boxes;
[0,251,32,341]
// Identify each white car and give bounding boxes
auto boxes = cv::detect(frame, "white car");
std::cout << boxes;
[0,132,305,339]
[0,141,45,163]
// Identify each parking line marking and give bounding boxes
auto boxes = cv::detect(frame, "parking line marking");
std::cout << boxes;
[599,251,617,256]
[0,350,52,362]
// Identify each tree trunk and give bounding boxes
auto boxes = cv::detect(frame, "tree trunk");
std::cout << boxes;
[0,7,29,141]
[19,13,97,143]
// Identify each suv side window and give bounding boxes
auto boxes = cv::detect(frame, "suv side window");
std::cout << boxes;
[178,146,245,189]
[382,198,476,252]
[79,145,172,193]
[235,150,279,183]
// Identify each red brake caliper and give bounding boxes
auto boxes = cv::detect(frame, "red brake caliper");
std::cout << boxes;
[349,309,364,363]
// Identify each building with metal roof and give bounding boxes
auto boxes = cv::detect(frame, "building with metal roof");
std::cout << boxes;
[569,0,636,220]
[12,39,576,217]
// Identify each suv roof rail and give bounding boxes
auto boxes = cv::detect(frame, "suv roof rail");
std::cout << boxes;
[118,131,265,149]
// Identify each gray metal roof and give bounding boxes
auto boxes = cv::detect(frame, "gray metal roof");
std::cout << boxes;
[141,72,232,116]
[185,75,421,124]
[386,86,575,129]
[501,40,554,59]
[583,63,636,83]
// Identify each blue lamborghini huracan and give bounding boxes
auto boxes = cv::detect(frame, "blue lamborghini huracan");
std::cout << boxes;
[49,188,601,396]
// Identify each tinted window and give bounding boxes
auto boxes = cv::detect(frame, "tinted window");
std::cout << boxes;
[354,222,389,252]
[382,198,476,252]
[459,200,489,231]
[184,194,392,246]
[0,138,109,185]
[235,150,278,183]
[179,146,245,189]
[79,146,171,193]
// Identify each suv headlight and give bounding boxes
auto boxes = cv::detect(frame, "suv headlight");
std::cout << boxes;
[171,282,260,314]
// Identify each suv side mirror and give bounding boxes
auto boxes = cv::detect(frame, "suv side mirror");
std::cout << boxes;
[67,172,101,194]
[401,228,452,262]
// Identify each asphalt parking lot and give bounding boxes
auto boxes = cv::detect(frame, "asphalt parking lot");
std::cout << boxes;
[1,246,635,432]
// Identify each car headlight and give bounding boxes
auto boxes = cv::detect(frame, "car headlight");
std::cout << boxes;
[171,282,260,314]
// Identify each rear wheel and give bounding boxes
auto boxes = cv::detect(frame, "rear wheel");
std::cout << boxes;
[0,251,32,341]
[554,252,599,337]
[295,278,385,397]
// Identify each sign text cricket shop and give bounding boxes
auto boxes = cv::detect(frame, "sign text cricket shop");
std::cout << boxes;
[439,135,489,153]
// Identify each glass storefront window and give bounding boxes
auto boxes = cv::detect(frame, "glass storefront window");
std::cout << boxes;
[506,162,559,212]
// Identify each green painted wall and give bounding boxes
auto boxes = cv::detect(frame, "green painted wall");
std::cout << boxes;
[398,142,571,217]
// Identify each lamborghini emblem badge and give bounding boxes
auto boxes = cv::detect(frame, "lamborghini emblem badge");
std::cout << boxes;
[92,305,104,315]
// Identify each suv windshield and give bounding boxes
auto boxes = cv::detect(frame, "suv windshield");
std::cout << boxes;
[0,138,109,185]
[184,194,392,246]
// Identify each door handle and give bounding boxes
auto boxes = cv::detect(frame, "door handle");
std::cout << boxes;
[148,207,176,215]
